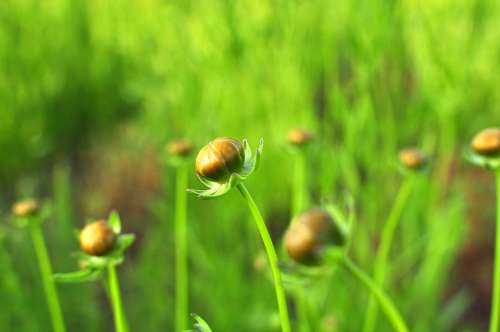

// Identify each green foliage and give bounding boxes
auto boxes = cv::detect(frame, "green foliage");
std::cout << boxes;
[1,0,500,331]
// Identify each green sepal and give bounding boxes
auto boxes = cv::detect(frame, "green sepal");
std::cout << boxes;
[465,149,500,171]
[108,210,121,234]
[75,252,123,269]
[324,203,352,248]
[188,314,214,332]
[112,234,135,253]
[53,268,101,284]
[396,160,429,176]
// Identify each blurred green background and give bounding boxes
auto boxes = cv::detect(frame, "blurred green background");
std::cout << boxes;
[1,0,500,331]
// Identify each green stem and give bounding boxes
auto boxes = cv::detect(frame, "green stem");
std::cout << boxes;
[175,164,189,332]
[108,264,128,332]
[489,171,500,332]
[363,176,414,332]
[237,183,291,332]
[341,256,409,332]
[30,225,66,332]
[296,290,311,332]
[292,151,307,216]
[291,151,311,332]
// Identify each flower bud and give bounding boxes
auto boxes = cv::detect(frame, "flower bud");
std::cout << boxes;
[287,129,313,146]
[168,139,193,157]
[195,137,245,182]
[471,128,500,156]
[284,222,317,263]
[284,208,345,264]
[399,147,427,170]
[12,199,39,217]
[80,220,116,256]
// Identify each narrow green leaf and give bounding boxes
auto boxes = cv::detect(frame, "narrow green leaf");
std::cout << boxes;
[190,314,213,332]
[53,269,101,283]
[108,210,121,233]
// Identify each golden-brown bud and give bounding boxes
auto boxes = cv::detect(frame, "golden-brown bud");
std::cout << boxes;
[12,199,39,217]
[399,148,427,170]
[471,128,500,155]
[80,220,116,256]
[284,222,317,263]
[195,137,245,182]
[168,139,193,157]
[287,129,313,146]
[285,208,344,264]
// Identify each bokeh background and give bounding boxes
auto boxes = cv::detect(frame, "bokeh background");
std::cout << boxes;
[1,0,500,331]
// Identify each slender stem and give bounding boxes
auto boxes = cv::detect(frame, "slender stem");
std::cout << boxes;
[175,164,189,332]
[291,151,311,332]
[237,183,291,332]
[108,264,128,332]
[341,257,409,332]
[30,224,66,332]
[292,151,307,216]
[295,290,311,332]
[489,171,500,332]
[363,176,414,332]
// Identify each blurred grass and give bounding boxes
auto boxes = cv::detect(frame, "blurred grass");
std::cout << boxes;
[1,0,500,331]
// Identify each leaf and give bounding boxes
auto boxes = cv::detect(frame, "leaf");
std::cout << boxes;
[189,314,214,332]
[108,210,121,234]
[113,234,135,252]
[53,269,101,283]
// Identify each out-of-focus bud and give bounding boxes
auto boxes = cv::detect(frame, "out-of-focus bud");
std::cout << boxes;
[287,129,313,146]
[399,147,427,170]
[471,128,500,156]
[168,139,194,157]
[195,137,245,183]
[80,220,116,256]
[253,251,268,272]
[12,199,39,217]
[284,208,345,264]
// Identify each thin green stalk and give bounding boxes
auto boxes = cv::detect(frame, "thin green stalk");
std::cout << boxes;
[108,264,128,332]
[341,256,409,332]
[236,183,291,332]
[175,164,189,332]
[295,290,311,332]
[292,151,307,216]
[489,170,500,332]
[363,176,415,332]
[30,225,66,332]
[291,150,311,332]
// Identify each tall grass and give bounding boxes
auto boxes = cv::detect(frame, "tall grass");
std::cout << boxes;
[1,0,500,331]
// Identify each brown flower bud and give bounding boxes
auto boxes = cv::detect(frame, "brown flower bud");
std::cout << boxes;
[12,199,39,217]
[285,208,345,264]
[287,129,313,146]
[399,147,427,170]
[80,220,116,256]
[284,222,317,263]
[471,128,500,155]
[168,139,193,157]
[195,137,245,182]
